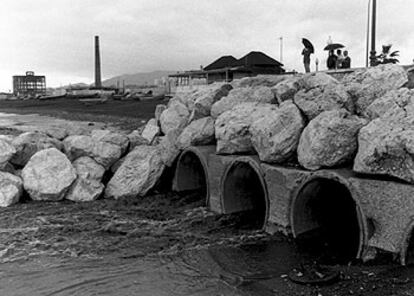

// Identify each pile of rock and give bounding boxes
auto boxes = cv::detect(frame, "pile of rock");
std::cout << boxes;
[146,64,413,183]
[0,64,412,207]
[0,126,152,206]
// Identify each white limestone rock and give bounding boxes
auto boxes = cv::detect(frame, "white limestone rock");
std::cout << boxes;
[11,132,63,167]
[0,172,23,207]
[155,104,167,124]
[65,177,104,202]
[105,145,165,199]
[211,86,276,118]
[159,99,190,134]
[298,110,367,170]
[364,88,414,120]
[215,102,278,154]
[233,75,287,88]
[46,127,68,140]
[158,128,182,167]
[190,84,233,120]
[63,135,121,169]
[22,148,77,201]
[342,64,408,115]
[294,81,354,120]
[354,99,414,183]
[91,129,129,154]
[127,130,149,151]
[141,118,160,144]
[250,101,305,163]
[272,75,302,103]
[0,139,16,169]
[177,117,215,149]
[72,156,105,182]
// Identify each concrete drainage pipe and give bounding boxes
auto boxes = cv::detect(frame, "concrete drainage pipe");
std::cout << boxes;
[172,146,216,204]
[220,156,268,230]
[290,176,365,263]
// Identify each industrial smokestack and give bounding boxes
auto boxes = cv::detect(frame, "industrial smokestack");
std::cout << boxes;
[95,35,102,88]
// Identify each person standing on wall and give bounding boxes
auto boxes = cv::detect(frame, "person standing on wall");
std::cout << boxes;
[327,50,337,70]
[302,47,312,73]
[342,50,351,68]
[336,49,345,69]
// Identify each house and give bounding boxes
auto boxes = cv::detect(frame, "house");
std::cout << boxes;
[169,51,285,86]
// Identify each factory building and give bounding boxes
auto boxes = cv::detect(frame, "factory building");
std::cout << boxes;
[12,71,46,97]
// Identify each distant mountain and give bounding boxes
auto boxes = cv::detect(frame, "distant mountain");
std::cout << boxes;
[102,70,175,87]
[54,82,90,89]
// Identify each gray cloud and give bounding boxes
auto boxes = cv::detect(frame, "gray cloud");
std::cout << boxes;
[0,0,413,90]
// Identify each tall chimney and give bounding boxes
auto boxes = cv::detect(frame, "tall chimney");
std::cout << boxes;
[95,36,102,88]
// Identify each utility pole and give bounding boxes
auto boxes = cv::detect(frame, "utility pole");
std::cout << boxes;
[369,0,377,66]
[279,37,283,63]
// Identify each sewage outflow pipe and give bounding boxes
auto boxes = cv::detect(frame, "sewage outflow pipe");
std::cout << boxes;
[219,156,269,230]
[290,173,366,262]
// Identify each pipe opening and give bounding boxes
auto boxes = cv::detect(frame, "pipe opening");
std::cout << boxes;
[222,161,267,229]
[404,229,414,265]
[174,151,207,200]
[292,178,361,264]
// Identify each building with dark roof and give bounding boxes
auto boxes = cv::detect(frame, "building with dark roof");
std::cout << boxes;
[204,55,238,71]
[169,51,285,85]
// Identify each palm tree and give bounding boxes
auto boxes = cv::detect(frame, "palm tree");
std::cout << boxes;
[373,44,400,65]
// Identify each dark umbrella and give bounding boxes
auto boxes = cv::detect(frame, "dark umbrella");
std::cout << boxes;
[302,38,314,53]
[324,43,345,51]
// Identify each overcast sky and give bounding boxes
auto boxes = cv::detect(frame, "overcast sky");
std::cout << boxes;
[1,0,413,91]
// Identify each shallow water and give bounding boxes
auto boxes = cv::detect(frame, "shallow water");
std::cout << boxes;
[0,239,304,296]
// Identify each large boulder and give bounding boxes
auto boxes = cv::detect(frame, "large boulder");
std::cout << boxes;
[45,127,68,140]
[0,135,15,145]
[0,139,16,169]
[342,64,408,115]
[297,72,339,90]
[159,99,190,134]
[190,84,232,121]
[298,110,367,170]
[22,148,77,201]
[354,100,414,182]
[127,130,149,151]
[211,86,276,118]
[155,104,167,124]
[294,82,354,120]
[0,172,23,207]
[65,177,104,202]
[90,141,122,169]
[105,145,165,199]
[63,135,94,160]
[177,117,215,149]
[158,128,182,167]
[11,132,62,167]
[233,75,287,88]
[141,118,160,144]
[215,103,278,154]
[63,135,121,169]
[250,101,305,163]
[91,129,129,155]
[272,75,302,103]
[72,156,105,182]
[364,88,414,120]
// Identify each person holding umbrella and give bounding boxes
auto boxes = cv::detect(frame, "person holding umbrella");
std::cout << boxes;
[324,43,345,70]
[302,38,314,73]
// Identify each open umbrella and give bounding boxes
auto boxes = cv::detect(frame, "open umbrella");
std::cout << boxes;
[302,38,314,53]
[324,43,345,51]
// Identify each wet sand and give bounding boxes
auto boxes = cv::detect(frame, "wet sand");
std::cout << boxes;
[0,98,165,131]
[1,191,414,295]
